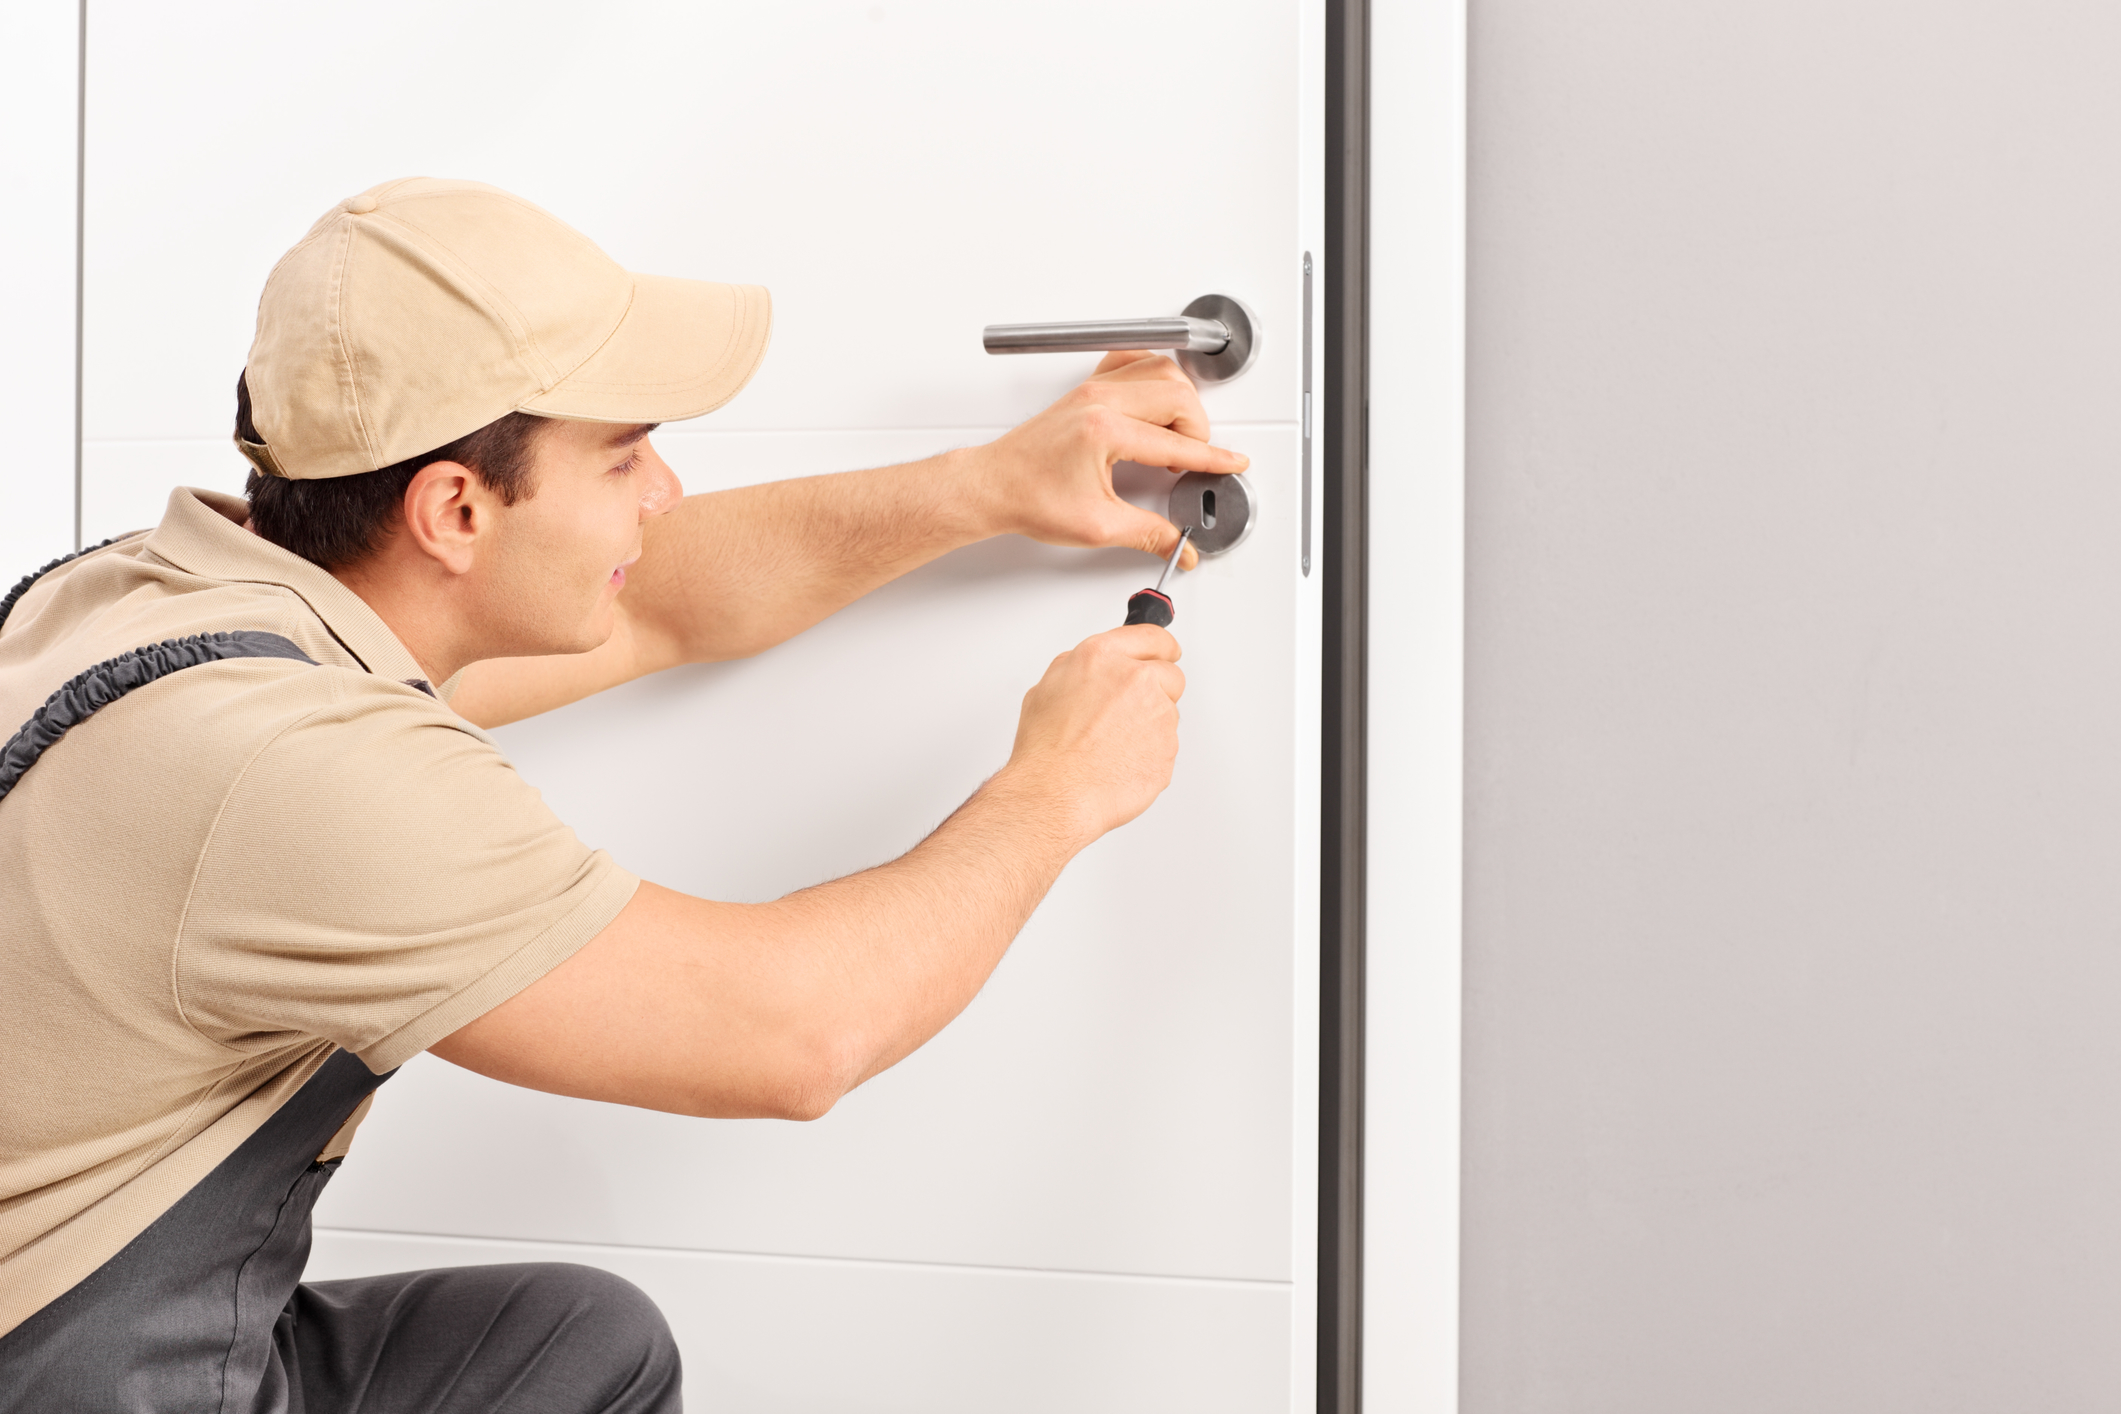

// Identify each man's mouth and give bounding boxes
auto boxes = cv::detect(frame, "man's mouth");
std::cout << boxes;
[611,553,641,589]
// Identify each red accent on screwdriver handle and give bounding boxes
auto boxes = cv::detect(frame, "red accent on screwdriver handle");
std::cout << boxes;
[1124,589,1175,627]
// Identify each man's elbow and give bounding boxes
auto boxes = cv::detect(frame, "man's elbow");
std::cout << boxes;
[745,1032,870,1122]
[768,1085,839,1123]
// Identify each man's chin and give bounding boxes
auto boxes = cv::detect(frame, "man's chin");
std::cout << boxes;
[501,620,615,663]
[559,622,618,658]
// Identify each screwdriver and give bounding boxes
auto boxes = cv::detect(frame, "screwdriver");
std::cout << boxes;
[1124,526,1193,627]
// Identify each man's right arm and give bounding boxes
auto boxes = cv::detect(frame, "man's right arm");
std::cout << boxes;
[428,622,1185,1118]
[447,352,1243,730]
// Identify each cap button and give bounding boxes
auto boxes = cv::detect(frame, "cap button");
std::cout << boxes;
[342,193,379,215]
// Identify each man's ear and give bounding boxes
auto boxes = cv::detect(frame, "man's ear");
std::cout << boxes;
[400,461,494,575]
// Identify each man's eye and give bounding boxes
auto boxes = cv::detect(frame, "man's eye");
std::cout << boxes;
[612,451,642,475]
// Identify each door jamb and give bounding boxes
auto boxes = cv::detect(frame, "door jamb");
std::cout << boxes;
[1318,0,1368,1409]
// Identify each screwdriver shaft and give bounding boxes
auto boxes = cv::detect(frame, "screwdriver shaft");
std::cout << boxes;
[1123,528,1194,628]
[1154,527,1193,594]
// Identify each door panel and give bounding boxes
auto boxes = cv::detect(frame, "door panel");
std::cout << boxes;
[86,0,1321,1403]
[0,3,79,577]
[82,0,1304,531]
[311,1229,1292,1414]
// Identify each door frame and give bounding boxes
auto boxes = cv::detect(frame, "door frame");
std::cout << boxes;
[1317,0,1370,1406]
[1320,1,1467,1411]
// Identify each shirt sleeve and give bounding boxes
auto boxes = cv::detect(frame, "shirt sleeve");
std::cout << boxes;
[174,673,640,1072]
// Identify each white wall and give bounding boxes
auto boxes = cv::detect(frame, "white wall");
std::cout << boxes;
[0,3,79,577]
[1465,2,2121,1409]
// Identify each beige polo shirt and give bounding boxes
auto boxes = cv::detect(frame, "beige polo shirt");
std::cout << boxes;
[0,488,639,1338]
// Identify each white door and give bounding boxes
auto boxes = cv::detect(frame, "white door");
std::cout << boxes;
[81,3,1331,1409]
[0,4,79,580]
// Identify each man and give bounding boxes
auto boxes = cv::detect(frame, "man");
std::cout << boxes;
[0,178,1244,1412]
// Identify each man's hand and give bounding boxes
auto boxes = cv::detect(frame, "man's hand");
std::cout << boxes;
[969,351,1249,573]
[997,623,1186,847]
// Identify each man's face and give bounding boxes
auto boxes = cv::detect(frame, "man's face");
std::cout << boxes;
[474,419,682,658]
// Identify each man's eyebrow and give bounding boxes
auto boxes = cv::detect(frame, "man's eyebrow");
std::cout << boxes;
[606,423,660,448]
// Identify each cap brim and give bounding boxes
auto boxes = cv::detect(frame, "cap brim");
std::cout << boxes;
[517,273,771,424]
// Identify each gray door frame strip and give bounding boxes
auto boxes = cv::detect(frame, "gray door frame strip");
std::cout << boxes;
[1319,0,1370,1410]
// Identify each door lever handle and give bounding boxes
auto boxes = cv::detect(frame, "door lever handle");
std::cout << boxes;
[982,292,1259,384]
[984,315,1229,355]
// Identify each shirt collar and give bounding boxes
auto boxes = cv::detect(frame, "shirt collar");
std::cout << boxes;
[143,487,433,687]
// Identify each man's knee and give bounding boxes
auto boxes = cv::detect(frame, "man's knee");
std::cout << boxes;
[399,1262,680,1411]
[291,1261,681,1413]
[540,1263,677,1351]
[519,1263,681,1398]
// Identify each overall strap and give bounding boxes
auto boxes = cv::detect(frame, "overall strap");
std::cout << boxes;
[0,631,318,805]
[0,538,116,633]
[0,616,368,1410]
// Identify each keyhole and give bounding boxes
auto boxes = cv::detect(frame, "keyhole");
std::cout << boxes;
[1201,488,1218,529]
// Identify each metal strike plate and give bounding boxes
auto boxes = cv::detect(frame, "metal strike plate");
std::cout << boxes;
[1169,471,1255,556]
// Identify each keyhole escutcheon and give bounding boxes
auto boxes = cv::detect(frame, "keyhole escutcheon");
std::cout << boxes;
[1167,471,1255,558]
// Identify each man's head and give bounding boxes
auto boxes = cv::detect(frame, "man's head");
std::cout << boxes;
[235,177,767,663]
[240,372,681,659]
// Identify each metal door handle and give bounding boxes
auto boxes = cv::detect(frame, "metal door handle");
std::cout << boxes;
[984,316,1229,355]
[982,292,1259,384]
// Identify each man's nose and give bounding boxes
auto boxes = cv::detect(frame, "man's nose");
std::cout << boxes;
[639,456,683,518]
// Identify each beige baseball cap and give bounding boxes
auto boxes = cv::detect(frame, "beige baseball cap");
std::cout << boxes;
[238,177,771,480]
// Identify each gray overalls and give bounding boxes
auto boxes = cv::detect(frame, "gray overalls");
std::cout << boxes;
[0,549,682,1414]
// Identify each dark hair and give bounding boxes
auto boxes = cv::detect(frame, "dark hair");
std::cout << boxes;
[238,370,548,571]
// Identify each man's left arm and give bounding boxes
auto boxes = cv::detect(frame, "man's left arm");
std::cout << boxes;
[450,352,1247,727]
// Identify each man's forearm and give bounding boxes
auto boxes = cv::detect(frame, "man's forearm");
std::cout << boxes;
[766,762,1091,1093]
[629,448,997,666]
[603,355,1241,672]
[429,763,1087,1120]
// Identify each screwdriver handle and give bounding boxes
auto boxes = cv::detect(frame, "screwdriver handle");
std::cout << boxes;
[1124,589,1175,627]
